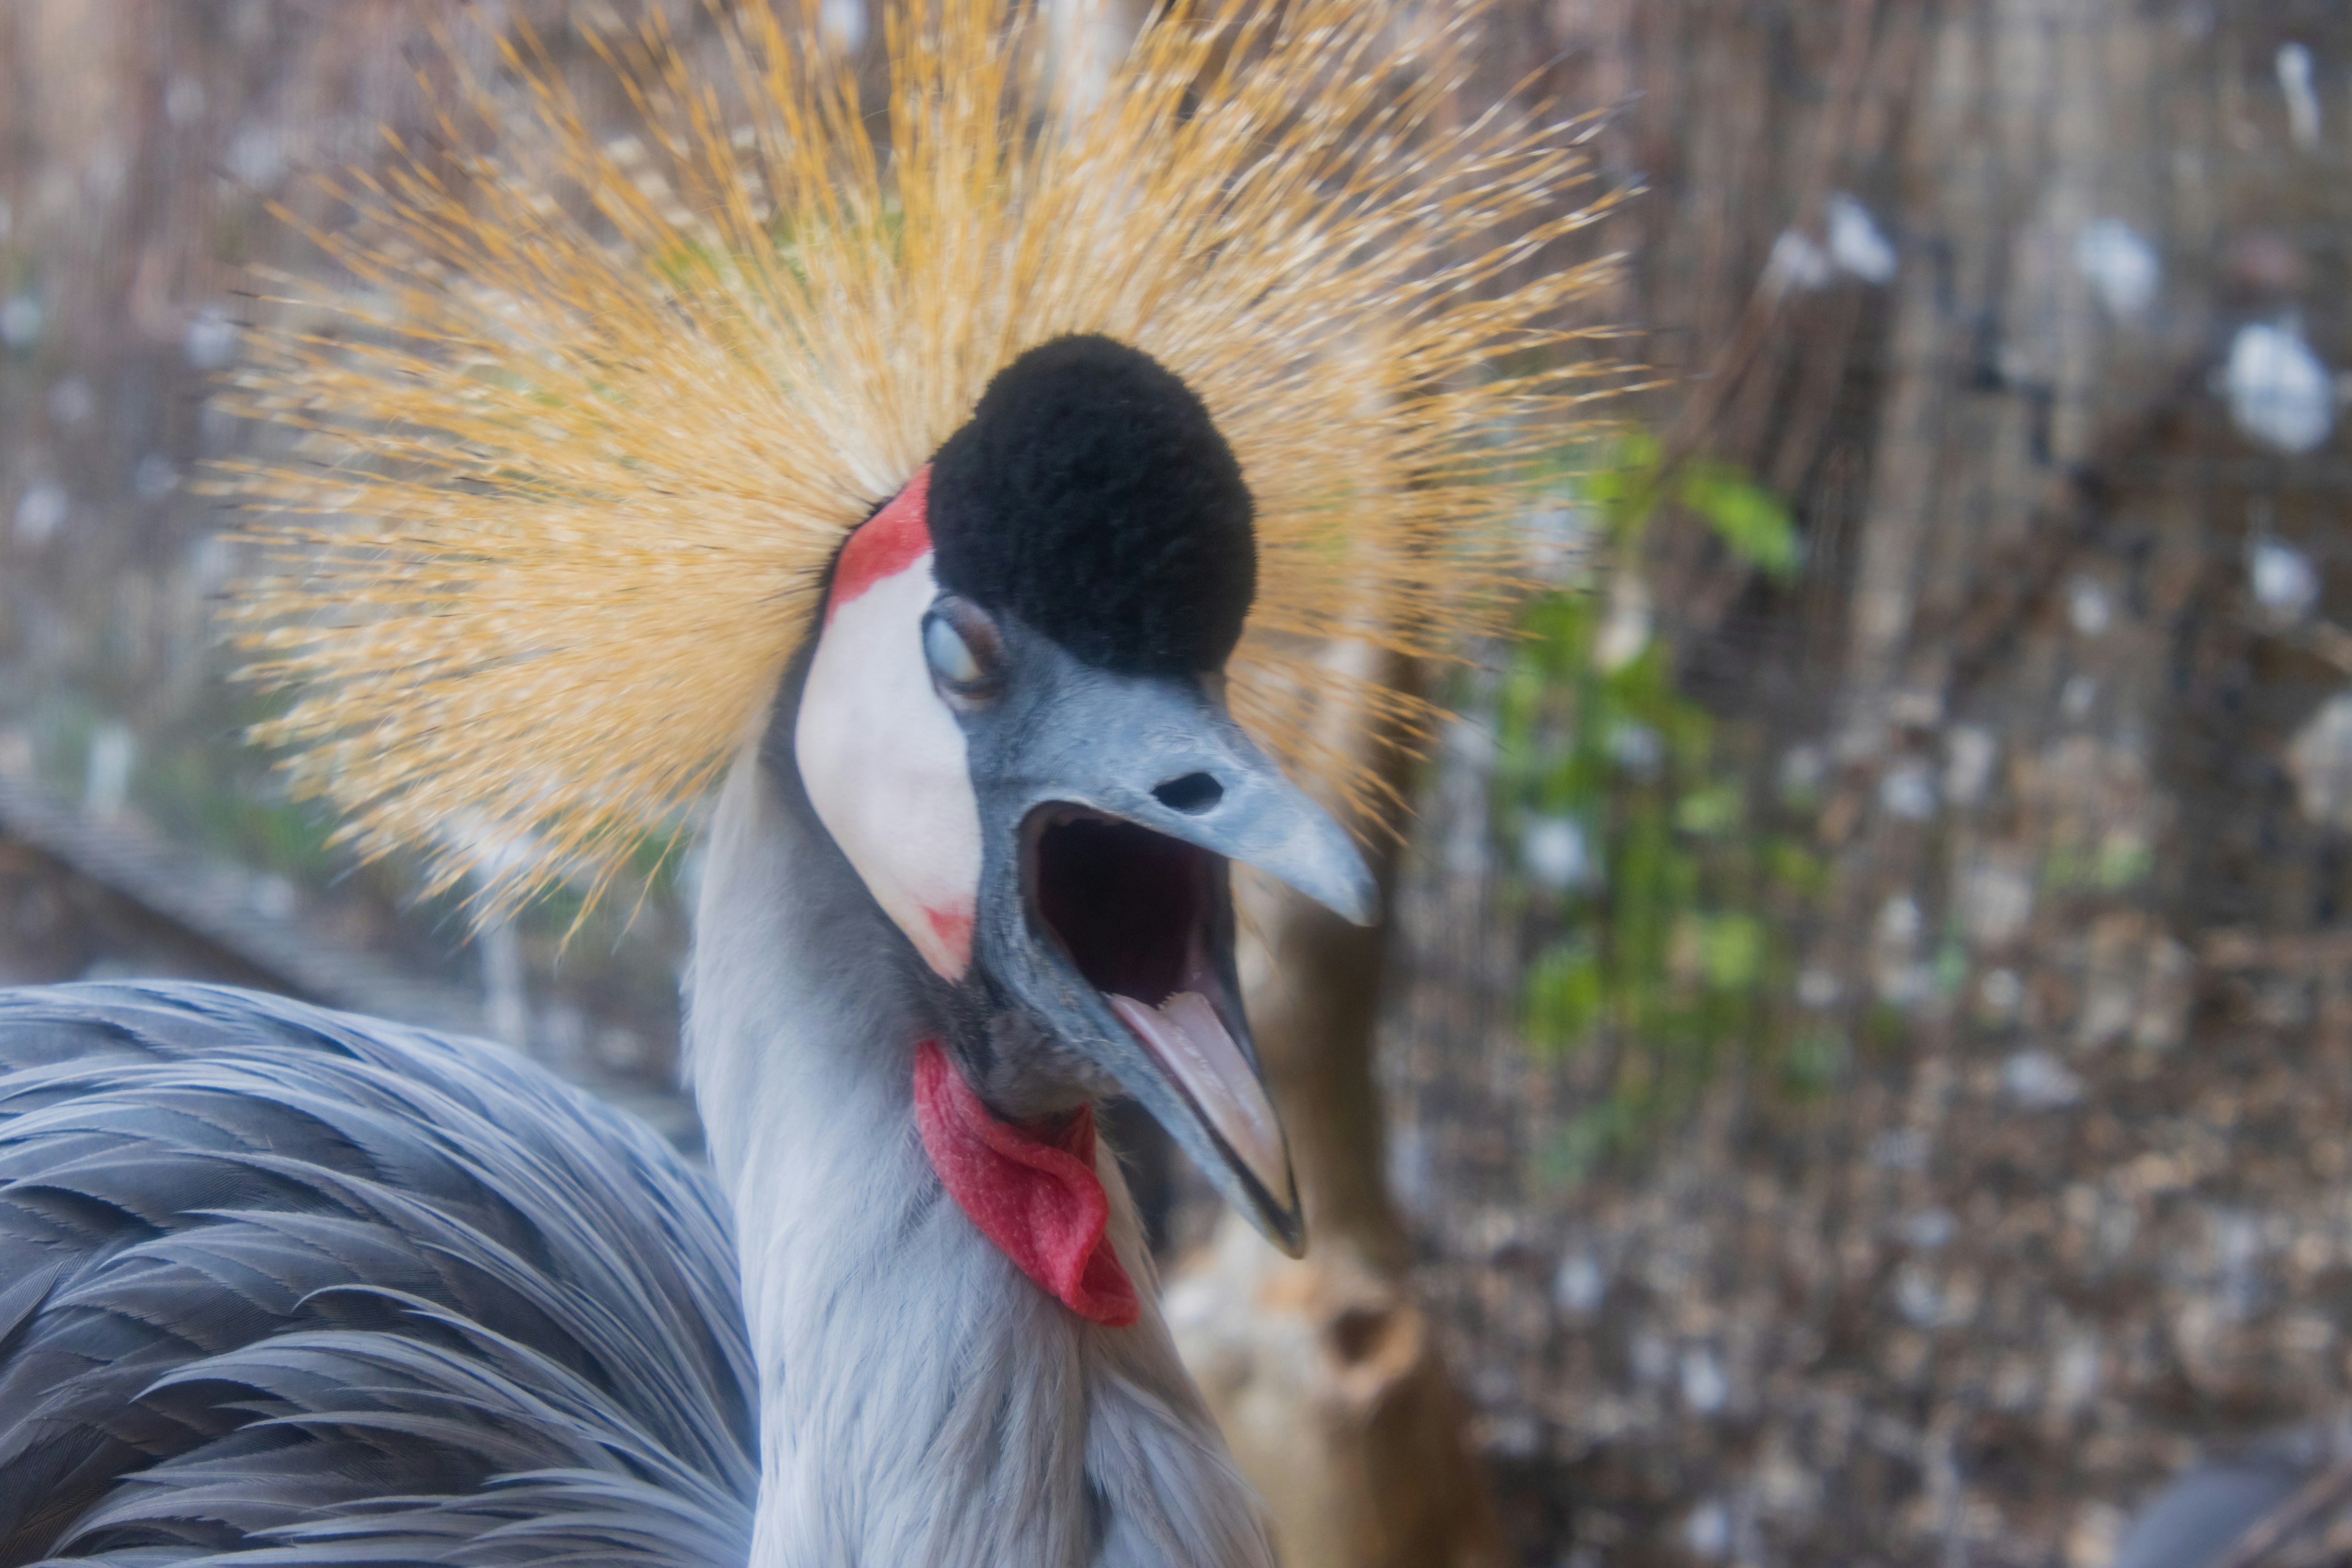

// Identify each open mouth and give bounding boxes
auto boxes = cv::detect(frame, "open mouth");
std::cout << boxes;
[1024,806,1290,1208]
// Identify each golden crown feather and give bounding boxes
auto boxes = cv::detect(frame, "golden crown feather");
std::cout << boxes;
[219,0,1627,911]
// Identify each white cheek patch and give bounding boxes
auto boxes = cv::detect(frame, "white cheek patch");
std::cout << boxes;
[796,552,984,979]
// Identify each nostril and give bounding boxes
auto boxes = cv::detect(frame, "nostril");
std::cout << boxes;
[1153,772,1224,814]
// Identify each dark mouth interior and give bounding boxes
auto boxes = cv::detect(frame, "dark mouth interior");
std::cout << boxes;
[1030,810,1215,1006]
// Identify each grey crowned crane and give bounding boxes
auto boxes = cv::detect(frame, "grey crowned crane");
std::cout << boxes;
[0,1,1618,1562]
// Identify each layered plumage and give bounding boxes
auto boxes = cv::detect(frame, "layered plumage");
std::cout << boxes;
[220,0,1624,908]
[0,982,754,1564]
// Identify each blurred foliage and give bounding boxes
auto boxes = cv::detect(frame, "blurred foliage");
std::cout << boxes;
[1496,432,1824,1181]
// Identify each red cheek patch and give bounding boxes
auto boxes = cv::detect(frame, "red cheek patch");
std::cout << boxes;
[924,907,974,972]
[827,466,933,621]
[913,1040,1140,1327]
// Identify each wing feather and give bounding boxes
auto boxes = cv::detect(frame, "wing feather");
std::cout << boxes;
[0,982,753,1566]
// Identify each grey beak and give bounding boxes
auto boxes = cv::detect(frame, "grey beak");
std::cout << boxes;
[966,643,1376,1258]
[1003,667,1379,930]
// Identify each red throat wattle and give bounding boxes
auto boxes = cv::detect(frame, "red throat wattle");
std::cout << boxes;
[912,1040,1140,1327]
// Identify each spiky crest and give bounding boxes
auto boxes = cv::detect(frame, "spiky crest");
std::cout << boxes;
[221,0,1629,909]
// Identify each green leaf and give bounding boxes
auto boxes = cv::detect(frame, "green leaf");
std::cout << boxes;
[2095,834,2154,889]
[1675,782,1743,836]
[2040,841,2087,890]
[1781,1030,1848,1096]
[1678,462,1800,578]
[1539,1104,1630,1188]
[1526,941,1607,1046]
[1935,939,1969,995]
[1584,430,1665,533]
[1698,914,1766,992]
[1765,837,1828,896]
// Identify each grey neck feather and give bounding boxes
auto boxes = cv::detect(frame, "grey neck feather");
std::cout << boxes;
[686,746,1275,1568]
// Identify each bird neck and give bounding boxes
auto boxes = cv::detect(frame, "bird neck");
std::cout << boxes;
[685,746,1273,1568]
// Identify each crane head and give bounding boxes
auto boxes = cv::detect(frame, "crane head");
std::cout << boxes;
[792,335,1374,1257]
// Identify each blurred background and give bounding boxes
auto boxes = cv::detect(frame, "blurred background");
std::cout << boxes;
[5,2,2352,1565]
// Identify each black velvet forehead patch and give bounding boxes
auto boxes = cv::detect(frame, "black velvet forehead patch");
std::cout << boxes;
[926,334,1255,676]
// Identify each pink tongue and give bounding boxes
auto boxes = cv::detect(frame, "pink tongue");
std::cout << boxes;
[1108,991,1290,1205]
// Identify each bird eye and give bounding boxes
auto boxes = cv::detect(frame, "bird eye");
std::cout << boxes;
[922,597,1002,701]
[924,614,981,685]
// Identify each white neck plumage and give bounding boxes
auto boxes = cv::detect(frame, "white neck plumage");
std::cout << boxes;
[685,747,1274,1568]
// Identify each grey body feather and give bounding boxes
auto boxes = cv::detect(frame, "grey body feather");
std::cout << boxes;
[0,981,755,1566]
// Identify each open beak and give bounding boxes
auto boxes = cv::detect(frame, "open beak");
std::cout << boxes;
[970,654,1374,1258]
